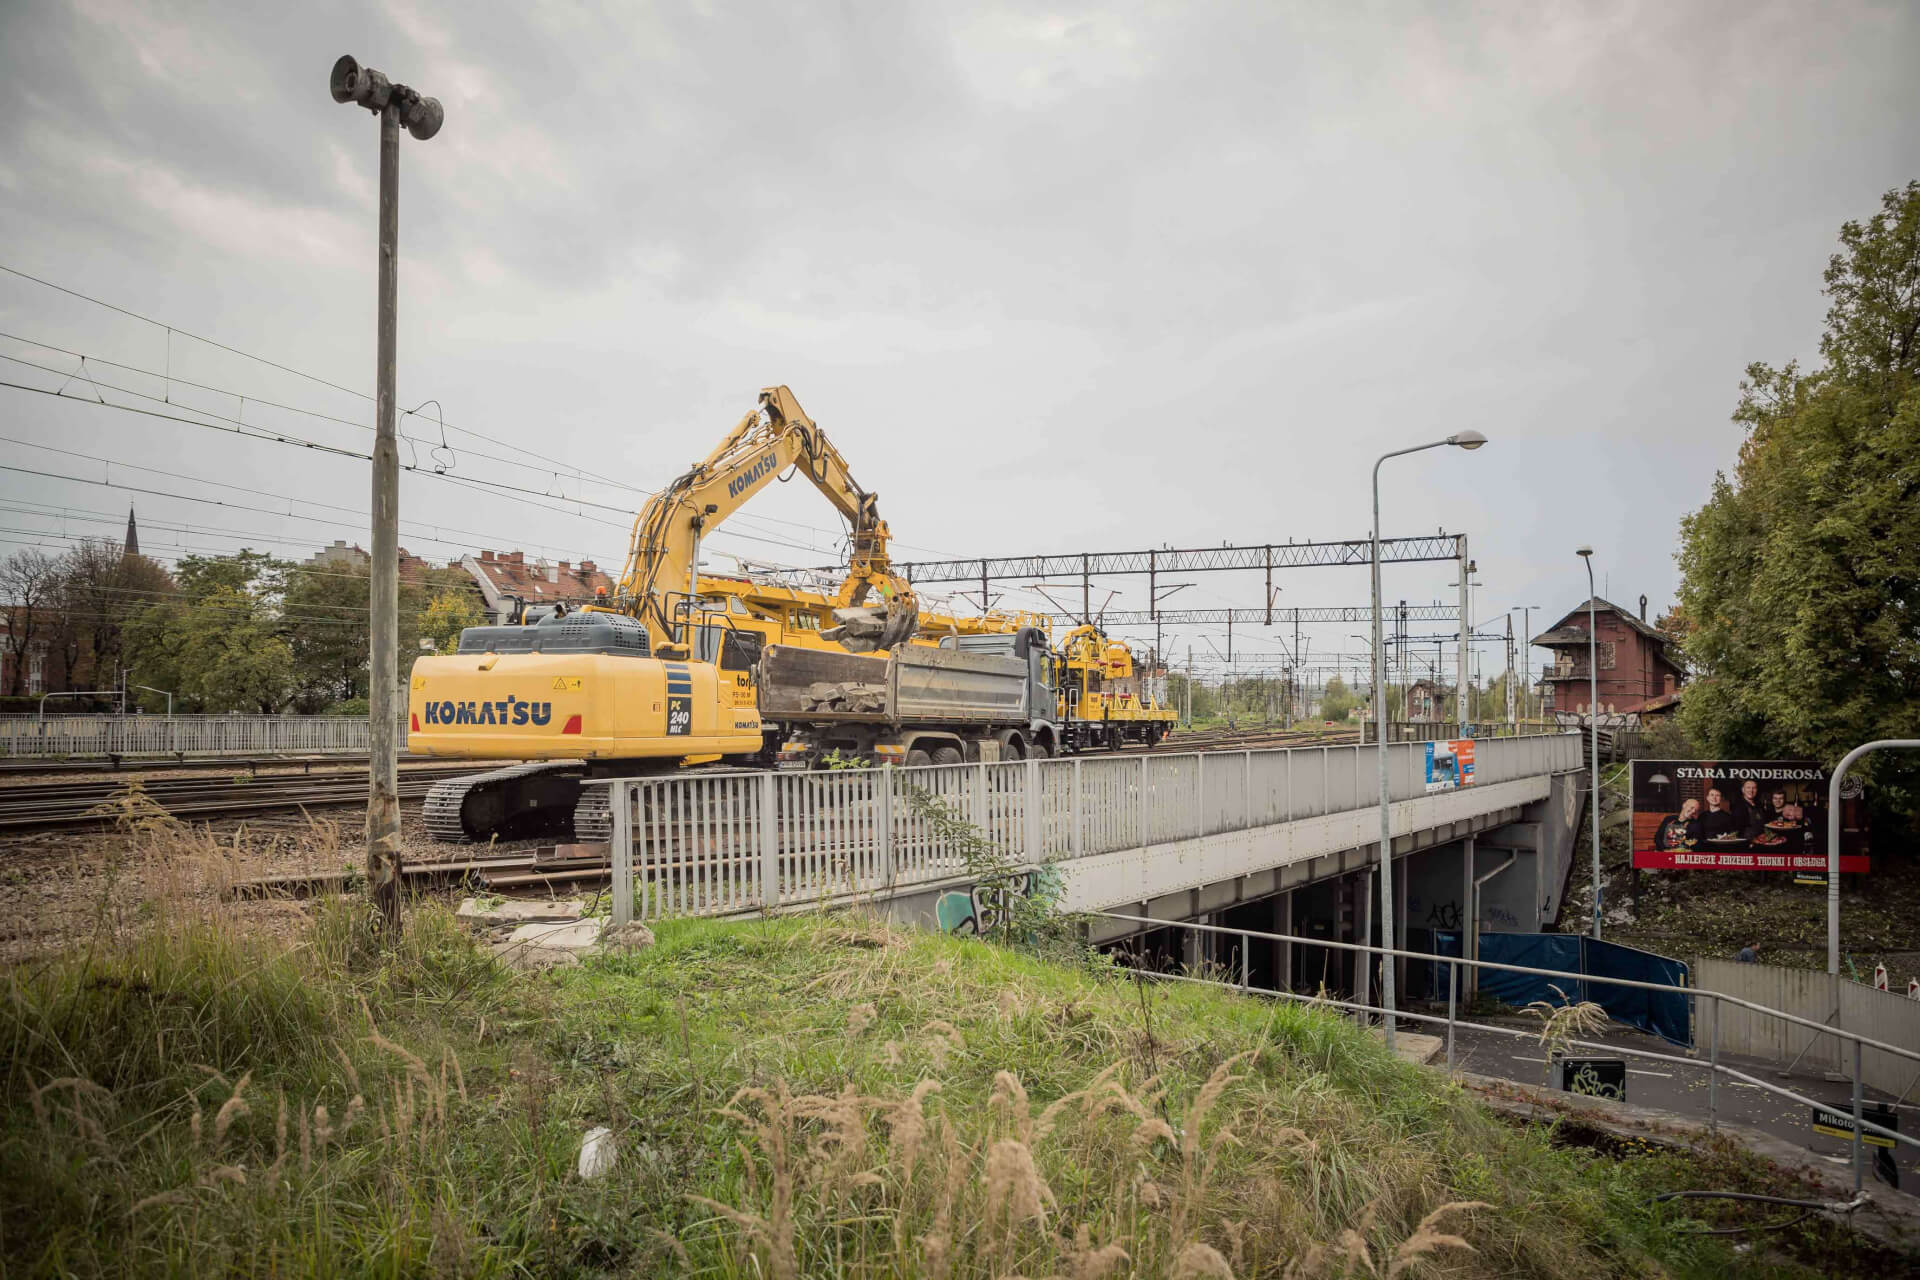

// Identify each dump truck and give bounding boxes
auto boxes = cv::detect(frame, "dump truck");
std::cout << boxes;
[761,626,1062,767]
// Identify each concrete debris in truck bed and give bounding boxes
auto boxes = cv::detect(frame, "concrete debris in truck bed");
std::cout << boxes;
[801,680,889,713]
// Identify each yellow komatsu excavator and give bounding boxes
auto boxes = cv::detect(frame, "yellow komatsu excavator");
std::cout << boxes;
[408,386,919,842]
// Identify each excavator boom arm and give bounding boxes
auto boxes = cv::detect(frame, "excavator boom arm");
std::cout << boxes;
[617,387,913,649]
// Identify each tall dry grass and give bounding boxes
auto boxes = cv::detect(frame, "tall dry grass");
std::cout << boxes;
[676,1048,1504,1278]
[0,828,1821,1278]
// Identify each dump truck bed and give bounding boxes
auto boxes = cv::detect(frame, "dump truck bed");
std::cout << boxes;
[759,643,1029,725]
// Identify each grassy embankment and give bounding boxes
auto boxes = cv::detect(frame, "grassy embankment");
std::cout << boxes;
[1,819,1909,1276]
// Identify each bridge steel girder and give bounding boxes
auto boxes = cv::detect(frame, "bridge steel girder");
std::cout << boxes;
[814,535,1467,586]
[1047,604,1460,627]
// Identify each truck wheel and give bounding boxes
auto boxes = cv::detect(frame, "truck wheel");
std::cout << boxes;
[1030,739,1053,759]
[1003,737,1026,761]
[931,745,963,766]
[906,748,933,768]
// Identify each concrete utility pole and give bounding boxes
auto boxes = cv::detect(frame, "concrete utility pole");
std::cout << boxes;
[1504,614,1516,731]
[330,54,443,937]
[1516,604,1541,721]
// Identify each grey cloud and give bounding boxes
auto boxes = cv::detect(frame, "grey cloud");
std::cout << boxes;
[1,0,1916,666]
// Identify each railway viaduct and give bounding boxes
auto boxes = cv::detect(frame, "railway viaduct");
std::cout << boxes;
[599,732,1588,1003]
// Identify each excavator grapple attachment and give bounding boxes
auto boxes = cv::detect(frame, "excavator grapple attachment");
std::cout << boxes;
[822,599,920,653]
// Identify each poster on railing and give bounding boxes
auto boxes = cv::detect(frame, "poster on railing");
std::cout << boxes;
[1423,739,1474,792]
[1629,759,1868,872]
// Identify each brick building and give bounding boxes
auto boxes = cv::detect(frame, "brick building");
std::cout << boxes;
[1404,678,1453,722]
[1533,597,1685,715]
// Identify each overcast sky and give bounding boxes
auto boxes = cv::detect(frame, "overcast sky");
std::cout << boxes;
[2,1,1916,685]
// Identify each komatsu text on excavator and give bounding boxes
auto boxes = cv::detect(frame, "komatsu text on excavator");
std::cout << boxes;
[408,386,920,842]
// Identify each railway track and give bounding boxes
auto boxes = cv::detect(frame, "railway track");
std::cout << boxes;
[0,731,1367,835]
[1136,726,1361,752]
[0,753,430,777]
[0,765,477,832]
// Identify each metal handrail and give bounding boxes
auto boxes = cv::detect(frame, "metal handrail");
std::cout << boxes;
[1127,965,1912,1151]
[1095,910,1920,1069]
[1104,911,1915,1192]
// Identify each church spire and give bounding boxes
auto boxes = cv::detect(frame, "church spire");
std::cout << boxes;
[123,505,139,558]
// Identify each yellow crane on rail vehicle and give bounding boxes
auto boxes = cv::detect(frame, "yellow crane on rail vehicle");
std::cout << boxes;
[1054,624,1178,751]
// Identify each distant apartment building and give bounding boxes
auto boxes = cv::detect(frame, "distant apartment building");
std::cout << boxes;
[303,540,432,581]
[461,550,615,620]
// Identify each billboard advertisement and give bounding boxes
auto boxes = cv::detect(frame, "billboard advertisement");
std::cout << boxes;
[1629,760,1868,873]
[1424,739,1475,792]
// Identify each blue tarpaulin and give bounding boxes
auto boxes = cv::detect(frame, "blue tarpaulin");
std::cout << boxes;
[1432,932,1691,1047]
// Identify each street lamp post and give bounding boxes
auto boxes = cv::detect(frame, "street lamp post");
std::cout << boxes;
[329,55,443,938]
[1826,741,1920,974]
[1576,546,1601,939]
[1372,430,1486,1051]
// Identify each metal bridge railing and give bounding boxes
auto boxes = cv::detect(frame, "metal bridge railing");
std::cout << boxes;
[1096,910,1919,1194]
[0,714,408,758]
[596,733,1584,923]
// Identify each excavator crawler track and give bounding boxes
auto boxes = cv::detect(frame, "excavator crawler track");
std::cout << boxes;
[423,761,586,843]
[572,785,613,844]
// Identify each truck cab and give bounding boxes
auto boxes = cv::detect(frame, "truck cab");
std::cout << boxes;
[936,627,1060,757]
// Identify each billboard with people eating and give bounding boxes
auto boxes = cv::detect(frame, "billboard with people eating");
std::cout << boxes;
[1629,760,1869,872]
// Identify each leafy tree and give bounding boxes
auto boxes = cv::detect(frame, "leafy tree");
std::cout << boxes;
[281,561,449,711]
[0,548,60,696]
[127,551,292,712]
[1676,182,1920,817]
[1652,605,1692,675]
[420,587,487,655]
[1475,672,1512,724]
[48,538,174,693]
[1319,675,1357,722]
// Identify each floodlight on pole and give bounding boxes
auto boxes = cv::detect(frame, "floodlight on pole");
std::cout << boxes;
[330,54,443,940]
[1370,431,1488,1052]
[331,55,443,138]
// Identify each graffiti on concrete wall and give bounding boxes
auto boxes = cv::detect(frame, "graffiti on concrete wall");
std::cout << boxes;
[1483,902,1521,929]
[935,867,1063,935]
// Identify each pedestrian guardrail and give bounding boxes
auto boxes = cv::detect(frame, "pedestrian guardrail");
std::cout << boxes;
[0,714,409,758]
[595,733,1583,922]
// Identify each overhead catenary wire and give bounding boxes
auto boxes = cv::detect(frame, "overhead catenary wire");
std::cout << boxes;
[0,469,615,563]
[0,267,1248,620]
[0,378,848,563]
[0,261,661,498]
[0,347,849,559]
[0,309,942,553]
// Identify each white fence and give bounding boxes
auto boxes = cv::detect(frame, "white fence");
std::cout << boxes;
[603,733,1583,923]
[0,714,408,758]
[1693,958,1920,1098]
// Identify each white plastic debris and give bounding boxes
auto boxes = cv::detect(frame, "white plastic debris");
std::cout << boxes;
[577,1125,617,1179]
